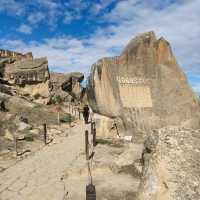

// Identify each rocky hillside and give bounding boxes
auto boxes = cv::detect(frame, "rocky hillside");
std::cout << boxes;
[0,49,50,104]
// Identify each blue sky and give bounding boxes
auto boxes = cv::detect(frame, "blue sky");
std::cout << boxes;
[0,0,199,93]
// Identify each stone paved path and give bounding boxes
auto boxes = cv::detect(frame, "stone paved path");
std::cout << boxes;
[0,121,86,200]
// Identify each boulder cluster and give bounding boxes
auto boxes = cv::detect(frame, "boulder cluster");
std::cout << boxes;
[0,49,50,104]
[0,49,86,105]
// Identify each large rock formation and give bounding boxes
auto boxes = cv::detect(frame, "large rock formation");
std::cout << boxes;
[61,72,84,100]
[87,31,200,137]
[50,72,87,104]
[0,49,50,104]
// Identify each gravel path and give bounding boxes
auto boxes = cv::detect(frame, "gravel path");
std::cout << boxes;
[0,121,86,200]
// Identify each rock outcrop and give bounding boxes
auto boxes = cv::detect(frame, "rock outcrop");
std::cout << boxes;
[50,72,87,104]
[61,72,84,100]
[0,49,50,104]
[87,31,200,137]
[138,127,200,200]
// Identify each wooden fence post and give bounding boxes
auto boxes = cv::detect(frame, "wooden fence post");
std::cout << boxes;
[93,127,96,147]
[90,122,93,135]
[86,184,96,200]
[85,130,89,160]
[43,123,47,145]
[78,108,81,120]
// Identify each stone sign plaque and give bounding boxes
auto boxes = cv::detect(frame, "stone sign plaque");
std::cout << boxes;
[117,77,153,108]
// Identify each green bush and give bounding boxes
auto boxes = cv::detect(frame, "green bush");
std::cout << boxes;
[51,95,62,104]
[96,138,113,145]
[60,115,74,123]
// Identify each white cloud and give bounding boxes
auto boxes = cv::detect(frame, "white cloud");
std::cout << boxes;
[0,0,199,91]
[28,12,45,25]
[0,0,24,15]
[17,24,32,34]
[97,0,200,74]
[90,0,117,15]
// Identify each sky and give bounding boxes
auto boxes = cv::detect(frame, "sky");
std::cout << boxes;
[0,0,199,93]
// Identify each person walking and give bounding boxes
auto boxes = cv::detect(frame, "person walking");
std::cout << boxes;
[83,104,90,124]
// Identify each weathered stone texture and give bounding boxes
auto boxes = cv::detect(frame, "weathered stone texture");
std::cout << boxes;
[0,49,33,60]
[138,127,200,200]
[0,49,51,104]
[4,58,49,85]
[87,31,200,137]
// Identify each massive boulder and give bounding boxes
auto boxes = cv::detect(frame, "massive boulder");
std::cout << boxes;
[87,31,200,137]
[0,50,50,104]
[50,72,72,102]
[50,72,87,106]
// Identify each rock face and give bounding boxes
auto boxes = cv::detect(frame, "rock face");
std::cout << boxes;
[87,31,200,137]
[50,72,87,108]
[0,49,33,60]
[0,49,50,104]
[138,127,200,200]
[61,72,84,100]
[50,72,73,102]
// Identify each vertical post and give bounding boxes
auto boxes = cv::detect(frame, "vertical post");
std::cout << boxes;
[85,130,89,160]
[78,108,81,120]
[90,122,93,135]
[43,123,47,145]
[93,127,96,147]
[69,115,72,127]
[14,135,18,157]
[86,184,96,200]
[57,111,60,125]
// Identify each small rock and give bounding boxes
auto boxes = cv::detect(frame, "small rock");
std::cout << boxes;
[4,130,14,141]
[18,116,29,123]
[29,129,40,135]
[17,122,32,131]
[24,134,34,141]
[17,134,25,140]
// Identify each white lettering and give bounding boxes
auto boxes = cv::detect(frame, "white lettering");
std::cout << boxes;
[116,76,150,85]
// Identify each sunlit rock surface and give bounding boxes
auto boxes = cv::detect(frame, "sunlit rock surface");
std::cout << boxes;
[87,31,200,137]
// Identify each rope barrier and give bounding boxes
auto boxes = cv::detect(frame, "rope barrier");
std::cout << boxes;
[85,120,96,199]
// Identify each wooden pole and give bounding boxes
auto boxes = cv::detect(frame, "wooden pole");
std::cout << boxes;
[43,123,47,145]
[78,108,81,120]
[57,111,60,125]
[85,130,89,160]
[68,104,70,113]
[90,122,94,135]
[93,128,96,147]
[86,184,96,200]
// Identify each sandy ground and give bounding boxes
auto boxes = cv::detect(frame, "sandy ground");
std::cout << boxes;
[0,120,140,200]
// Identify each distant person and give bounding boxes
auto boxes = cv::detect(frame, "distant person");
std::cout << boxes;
[83,104,90,124]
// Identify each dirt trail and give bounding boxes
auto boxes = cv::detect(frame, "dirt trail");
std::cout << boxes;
[0,121,87,200]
